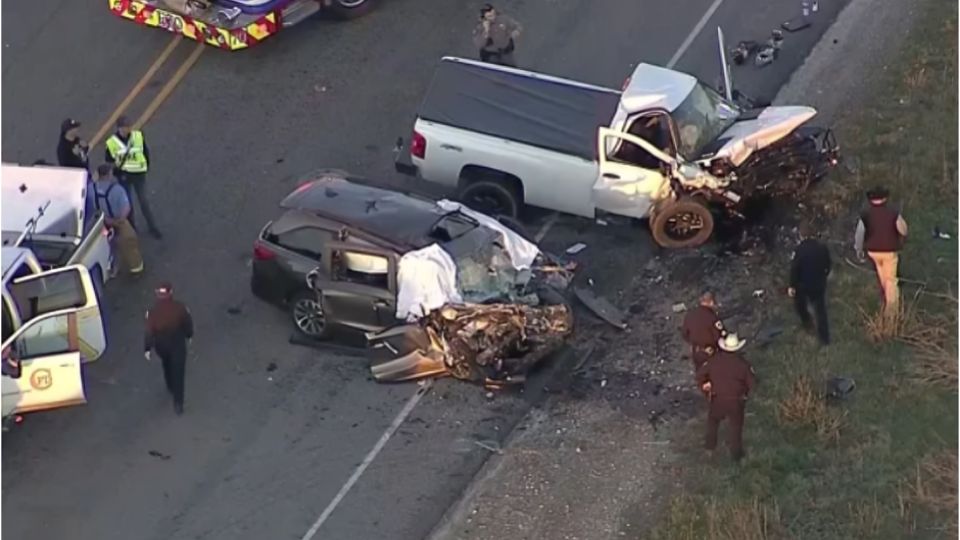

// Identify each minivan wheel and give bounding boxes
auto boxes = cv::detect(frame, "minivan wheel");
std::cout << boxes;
[459,180,520,219]
[291,291,329,339]
[328,0,376,19]
[650,198,715,249]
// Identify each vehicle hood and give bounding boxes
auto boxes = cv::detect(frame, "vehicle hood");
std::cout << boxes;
[707,106,817,166]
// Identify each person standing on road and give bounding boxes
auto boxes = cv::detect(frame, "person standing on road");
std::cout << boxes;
[696,333,755,463]
[57,118,90,170]
[145,281,194,416]
[854,187,908,312]
[473,4,522,67]
[681,292,727,372]
[92,164,144,275]
[105,115,163,239]
[788,222,832,345]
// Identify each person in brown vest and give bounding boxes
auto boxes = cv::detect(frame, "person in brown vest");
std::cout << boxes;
[681,292,727,372]
[144,281,194,415]
[854,187,908,311]
[696,333,756,462]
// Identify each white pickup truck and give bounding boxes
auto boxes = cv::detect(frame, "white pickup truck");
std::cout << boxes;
[395,30,839,248]
[2,163,114,292]
[2,247,107,425]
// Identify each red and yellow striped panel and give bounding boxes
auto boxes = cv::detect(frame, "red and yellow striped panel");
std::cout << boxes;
[107,0,280,51]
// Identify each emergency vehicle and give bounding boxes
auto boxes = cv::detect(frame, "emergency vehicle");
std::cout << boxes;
[108,0,379,51]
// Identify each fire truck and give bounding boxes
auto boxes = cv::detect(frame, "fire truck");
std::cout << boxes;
[108,0,378,51]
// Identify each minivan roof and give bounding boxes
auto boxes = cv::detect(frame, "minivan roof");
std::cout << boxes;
[2,163,87,241]
[280,173,454,249]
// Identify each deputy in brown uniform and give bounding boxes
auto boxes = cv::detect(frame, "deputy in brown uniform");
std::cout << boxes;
[695,333,756,462]
[144,281,194,415]
[681,292,727,371]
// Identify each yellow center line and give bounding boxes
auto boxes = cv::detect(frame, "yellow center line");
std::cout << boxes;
[89,35,183,149]
[134,41,206,130]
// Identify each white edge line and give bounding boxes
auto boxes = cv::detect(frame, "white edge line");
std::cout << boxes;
[300,380,434,540]
[534,213,560,242]
[665,0,726,68]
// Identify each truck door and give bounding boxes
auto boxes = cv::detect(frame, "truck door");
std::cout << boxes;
[317,243,398,332]
[593,124,678,220]
[5,265,107,363]
[2,350,85,418]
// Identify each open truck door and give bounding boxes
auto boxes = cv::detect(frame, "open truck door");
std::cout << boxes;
[5,265,107,363]
[593,127,678,220]
[1,264,105,419]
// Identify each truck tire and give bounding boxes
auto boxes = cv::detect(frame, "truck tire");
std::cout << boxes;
[650,198,714,249]
[328,0,377,19]
[459,179,521,219]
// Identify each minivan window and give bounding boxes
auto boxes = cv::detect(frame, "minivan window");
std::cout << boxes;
[9,271,86,323]
[2,298,13,341]
[273,227,331,260]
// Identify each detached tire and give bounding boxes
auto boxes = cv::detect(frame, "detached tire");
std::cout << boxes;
[650,198,714,249]
[458,179,521,219]
[328,0,377,19]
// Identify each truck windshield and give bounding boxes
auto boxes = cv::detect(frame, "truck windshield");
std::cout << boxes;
[671,83,739,160]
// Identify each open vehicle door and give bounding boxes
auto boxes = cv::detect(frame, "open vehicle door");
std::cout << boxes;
[593,127,678,219]
[5,265,107,363]
[2,351,85,418]
[316,243,399,332]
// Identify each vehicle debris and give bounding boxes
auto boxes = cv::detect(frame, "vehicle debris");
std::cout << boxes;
[148,450,171,460]
[574,287,628,330]
[369,302,573,385]
[756,30,785,67]
[671,302,687,313]
[826,377,856,401]
[781,17,812,33]
[752,289,765,298]
[565,242,588,255]
[932,226,951,240]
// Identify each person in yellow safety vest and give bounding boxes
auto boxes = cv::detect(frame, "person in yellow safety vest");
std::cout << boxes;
[105,116,163,239]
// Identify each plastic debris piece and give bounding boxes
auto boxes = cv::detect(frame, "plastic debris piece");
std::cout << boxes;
[566,242,587,255]
[672,302,687,313]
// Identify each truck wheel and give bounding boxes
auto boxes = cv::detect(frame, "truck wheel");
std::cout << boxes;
[650,198,714,249]
[328,0,376,19]
[459,180,520,219]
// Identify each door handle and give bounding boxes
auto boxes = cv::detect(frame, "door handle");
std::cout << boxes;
[439,144,463,152]
[602,173,620,179]
[374,300,390,308]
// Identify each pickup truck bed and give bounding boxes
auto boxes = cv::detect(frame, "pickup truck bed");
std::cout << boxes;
[418,58,621,161]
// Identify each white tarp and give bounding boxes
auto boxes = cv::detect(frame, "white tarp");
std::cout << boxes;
[436,200,540,269]
[395,243,463,321]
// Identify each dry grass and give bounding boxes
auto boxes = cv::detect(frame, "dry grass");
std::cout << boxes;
[776,375,846,444]
[860,290,950,344]
[652,496,789,540]
[899,450,959,537]
[907,340,959,389]
[848,495,883,537]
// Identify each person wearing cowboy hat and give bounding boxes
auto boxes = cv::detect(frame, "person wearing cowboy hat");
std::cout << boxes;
[695,333,756,462]
[854,186,908,312]
[681,291,728,372]
[144,281,194,415]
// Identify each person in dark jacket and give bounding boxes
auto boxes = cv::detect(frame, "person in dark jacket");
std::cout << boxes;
[681,292,727,372]
[57,118,89,170]
[854,186,908,311]
[696,333,756,462]
[145,281,194,415]
[788,222,832,345]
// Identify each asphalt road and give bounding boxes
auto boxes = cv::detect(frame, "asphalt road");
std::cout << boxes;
[1,0,847,539]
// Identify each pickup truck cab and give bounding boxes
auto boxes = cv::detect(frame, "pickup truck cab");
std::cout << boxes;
[396,30,838,248]
[2,163,113,294]
[2,248,107,422]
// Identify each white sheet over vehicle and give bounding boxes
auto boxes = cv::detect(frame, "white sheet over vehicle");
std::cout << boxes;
[1,163,88,241]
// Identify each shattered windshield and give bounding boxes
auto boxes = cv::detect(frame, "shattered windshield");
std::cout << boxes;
[671,82,740,160]
[447,230,534,305]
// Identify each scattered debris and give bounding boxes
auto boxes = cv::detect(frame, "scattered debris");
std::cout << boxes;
[826,377,856,401]
[266,362,278,372]
[781,17,811,33]
[756,29,785,67]
[933,226,951,240]
[732,40,760,65]
[574,287,628,330]
[565,242,587,255]
[226,306,242,315]
[474,440,504,454]
[671,302,687,313]
[752,289,765,298]
[148,450,171,460]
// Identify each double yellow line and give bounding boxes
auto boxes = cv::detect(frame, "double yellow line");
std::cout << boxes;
[89,35,206,149]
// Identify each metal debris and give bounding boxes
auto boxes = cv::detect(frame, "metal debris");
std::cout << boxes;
[574,287,628,330]
[671,302,687,313]
[565,242,587,255]
[826,377,856,401]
